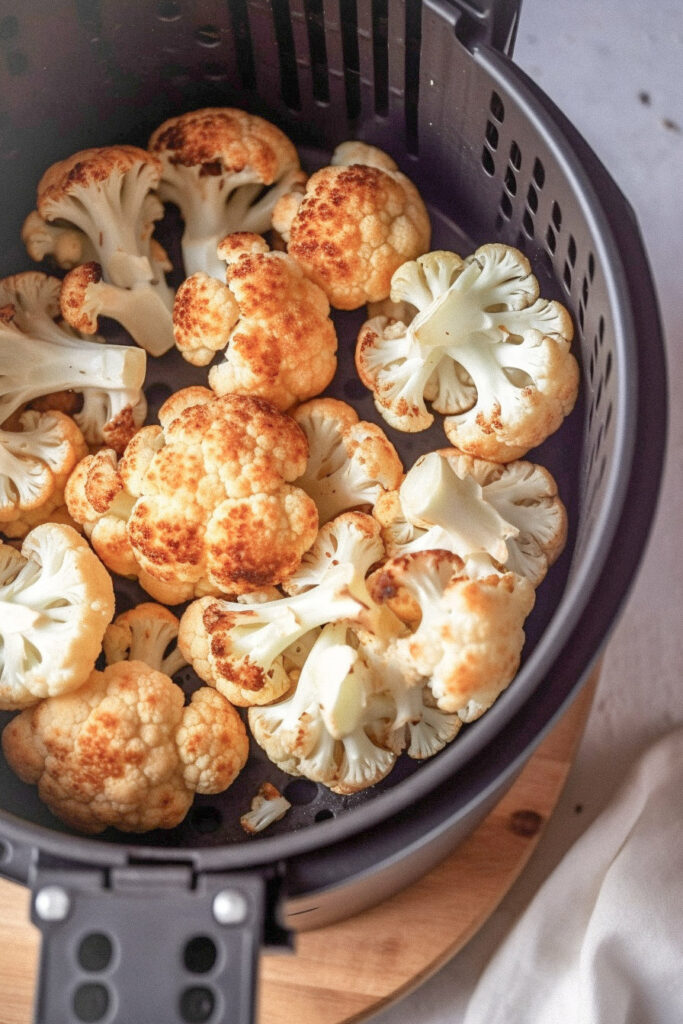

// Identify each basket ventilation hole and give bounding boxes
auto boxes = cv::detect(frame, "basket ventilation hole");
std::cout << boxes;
[372,0,389,116]
[481,146,495,176]
[184,936,218,974]
[304,0,329,103]
[0,839,10,863]
[179,986,215,1023]
[77,933,113,973]
[229,0,256,90]
[532,158,545,188]
[582,275,589,306]
[191,805,222,834]
[156,0,181,20]
[526,184,538,213]
[284,778,318,805]
[567,235,577,267]
[509,141,522,170]
[523,210,534,238]
[552,201,562,231]
[563,261,572,291]
[315,808,335,822]
[500,192,513,219]
[340,0,361,121]
[485,121,499,149]
[195,24,221,47]
[489,91,505,122]
[504,166,516,195]
[73,983,110,1023]
[546,226,556,254]
[272,0,301,111]
[0,15,18,39]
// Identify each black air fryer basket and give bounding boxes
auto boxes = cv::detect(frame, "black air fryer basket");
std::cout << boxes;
[0,1,667,1022]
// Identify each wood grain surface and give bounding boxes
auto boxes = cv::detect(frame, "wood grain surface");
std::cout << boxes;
[0,673,597,1024]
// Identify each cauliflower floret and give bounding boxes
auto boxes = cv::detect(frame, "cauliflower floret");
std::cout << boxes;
[0,271,147,453]
[368,550,536,720]
[177,560,367,707]
[0,523,115,709]
[0,409,88,538]
[173,232,337,410]
[356,245,578,459]
[21,209,97,270]
[272,141,430,309]
[375,448,567,586]
[34,145,174,356]
[148,106,303,279]
[103,602,188,677]
[291,397,403,524]
[240,781,291,834]
[65,388,319,603]
[248,622,397,794]
[2,660,249,833]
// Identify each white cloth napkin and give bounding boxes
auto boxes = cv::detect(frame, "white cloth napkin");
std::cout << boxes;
[461,728,683,1024]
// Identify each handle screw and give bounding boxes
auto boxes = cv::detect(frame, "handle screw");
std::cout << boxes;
[34,885,71,922]
[212,889,249,925]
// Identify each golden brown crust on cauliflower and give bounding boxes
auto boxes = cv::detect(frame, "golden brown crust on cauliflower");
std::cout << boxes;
[173,233,338,410]
[65,389,318,602]
[37,146,162,209]
[148,107,297,181]
[273,145,430,310]
[2,660,248,833]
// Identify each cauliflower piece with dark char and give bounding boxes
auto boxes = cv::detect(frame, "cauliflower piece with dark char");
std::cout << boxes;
[173,232,337,410]
[2,660,249,833]
[65,387,319,603]
[272,141,430,310]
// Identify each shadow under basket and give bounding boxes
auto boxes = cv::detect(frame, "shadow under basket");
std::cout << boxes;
[0,2,667,1023]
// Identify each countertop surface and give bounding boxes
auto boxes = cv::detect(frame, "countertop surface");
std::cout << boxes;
[375,1,683,1021]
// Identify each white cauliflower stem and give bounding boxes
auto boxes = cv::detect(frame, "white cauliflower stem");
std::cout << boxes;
[356,244,579,460]
[35,145,175,356]
[148,107,303,279]
[375,448,567,586]
[0,272,146,452]
[291,398,403,525]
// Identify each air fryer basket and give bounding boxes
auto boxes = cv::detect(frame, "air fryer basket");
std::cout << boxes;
[0,1,666,1022]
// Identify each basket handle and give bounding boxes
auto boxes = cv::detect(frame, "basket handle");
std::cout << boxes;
[28,863,291,1024]
[445,0,521,55]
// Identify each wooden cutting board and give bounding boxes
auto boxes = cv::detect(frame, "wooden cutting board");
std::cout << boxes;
[0,671,597,1024]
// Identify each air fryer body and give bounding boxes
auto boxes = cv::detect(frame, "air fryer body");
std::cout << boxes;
[0,2,666,1022]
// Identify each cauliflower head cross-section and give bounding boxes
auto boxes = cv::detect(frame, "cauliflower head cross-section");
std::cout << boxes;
[0,523,115,710]
[356,244,579,460]
[1,660,249,833]
[65,387,319,603]
[173,232,337,410]
[368,550,536,721]
[148,106,303,280]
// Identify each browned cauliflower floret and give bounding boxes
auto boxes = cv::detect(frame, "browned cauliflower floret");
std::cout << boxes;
[173,232,337,410]
[65,387,319,603]
[272,142,430,310]
[148,106,303,280]
[1,660,249,833]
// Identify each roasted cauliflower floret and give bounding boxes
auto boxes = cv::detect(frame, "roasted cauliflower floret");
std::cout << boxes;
[272,141,430,309]
[148,106,303,279]
[103,602,188,677]
[33,144,174,356]
[2,660,249,833]
[291,398,403,524]
[368,550,536,720]
[375,448,567,586]
[0,271,147,453]
[65,387,319,603]
[0,410,88,539]
[173,232,337,410]
[356,244,579,460]
[0,524,114,710]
